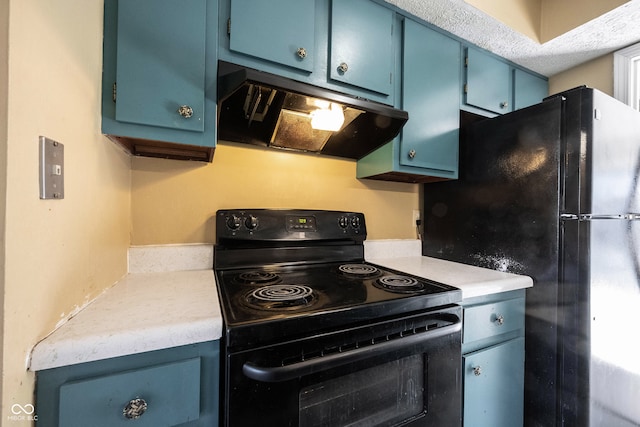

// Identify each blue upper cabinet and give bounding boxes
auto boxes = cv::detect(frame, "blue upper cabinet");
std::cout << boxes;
[228,0,315,73]
[357,19,460,183]
[464,47,512,114]
[219,0,396,105]
[329,0,394,96]
[399,19,460,176]
[463,46,548,117]
[102,0,218,161]
[514,68,549,109]
[115,0,206,133]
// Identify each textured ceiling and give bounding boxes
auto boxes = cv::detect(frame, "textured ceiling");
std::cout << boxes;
[385,0,640,77]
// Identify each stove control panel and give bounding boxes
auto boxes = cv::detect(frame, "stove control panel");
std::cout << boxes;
[286,214,317,231]
[216,209,366,241]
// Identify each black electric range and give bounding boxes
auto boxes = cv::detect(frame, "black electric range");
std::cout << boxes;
[214,209,464,427]
[214,209,462,348]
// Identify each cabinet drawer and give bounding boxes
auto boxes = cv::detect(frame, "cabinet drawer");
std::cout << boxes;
[463,297,524,343]
[59,358,201,427]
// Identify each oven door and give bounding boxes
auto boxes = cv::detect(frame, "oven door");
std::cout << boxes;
[223,306,462,427]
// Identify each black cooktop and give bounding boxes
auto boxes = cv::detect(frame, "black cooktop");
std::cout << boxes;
[215,261,461,349]
[213,209,461,349]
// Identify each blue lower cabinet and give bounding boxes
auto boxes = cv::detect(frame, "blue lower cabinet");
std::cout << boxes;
[463,338,525,427]
[461,291,525,427]
[36,341,219,427]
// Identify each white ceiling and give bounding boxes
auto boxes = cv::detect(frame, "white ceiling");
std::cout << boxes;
[385,0,640,77]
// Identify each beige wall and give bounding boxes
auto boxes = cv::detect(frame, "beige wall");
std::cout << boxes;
[466,0,626,42]
[549,53,614,96]
[131,143,420,245]
[466,0,541,41]
[0,0,9,411]
[540,0,626,42]
[3,0,130,420]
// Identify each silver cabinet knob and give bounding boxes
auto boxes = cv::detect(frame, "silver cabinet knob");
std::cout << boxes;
[178,105,194,118]
[473,366,482,376]
[500,101,509,109]
[494,314,505,325]
[338,62,349,73]
[408,149,416,159]
[123,398,148,419]
[297,47,307,59]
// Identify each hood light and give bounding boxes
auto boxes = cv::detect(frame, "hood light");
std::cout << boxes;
[310,103,345,132]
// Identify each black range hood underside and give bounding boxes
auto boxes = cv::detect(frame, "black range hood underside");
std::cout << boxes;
[217,61,408,160]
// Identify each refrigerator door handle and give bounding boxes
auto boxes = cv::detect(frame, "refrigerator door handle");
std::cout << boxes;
[562,213,640,220]
[560,214,579,220]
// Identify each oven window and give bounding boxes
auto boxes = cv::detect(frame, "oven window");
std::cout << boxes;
[299,354,425,427]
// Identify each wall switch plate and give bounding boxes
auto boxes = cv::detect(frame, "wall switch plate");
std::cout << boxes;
[39,136,64,199]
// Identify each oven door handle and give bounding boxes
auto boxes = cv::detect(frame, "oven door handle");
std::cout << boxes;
[242,318,461,383]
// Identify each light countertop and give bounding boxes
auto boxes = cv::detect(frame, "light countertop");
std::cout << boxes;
[30,240,532,371]
[29,269,222,371]
[367,256,532,299]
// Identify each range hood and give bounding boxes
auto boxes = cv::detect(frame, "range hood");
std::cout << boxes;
[217,61,408,160]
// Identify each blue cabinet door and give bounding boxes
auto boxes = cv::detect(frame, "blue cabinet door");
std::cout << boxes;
[463,337,525,427]
[465,47,511,114]
[115,0,207,132]
[400,19,460,176]
[59,359,201,427]
[330,0,394,96]
[36,341,220,427]
[514,68,548,110]
[228,0,315,72]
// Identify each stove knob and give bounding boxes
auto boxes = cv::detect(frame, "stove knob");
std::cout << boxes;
[350,216,361,228]
[338,216,349,228]
[245,215,259,230]
[226,214,241,230]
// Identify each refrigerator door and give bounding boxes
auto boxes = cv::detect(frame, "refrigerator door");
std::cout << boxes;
[560,216,640,426]
[423,98,563,426]
[565,88,640,215]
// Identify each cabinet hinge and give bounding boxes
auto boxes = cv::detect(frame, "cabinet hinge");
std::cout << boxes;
[465,56,469,67]
[464,84,468,94]
[112,82,117,102]
[227,18,231,35]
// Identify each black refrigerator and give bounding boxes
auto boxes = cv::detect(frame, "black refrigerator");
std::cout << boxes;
[423,86,640,427]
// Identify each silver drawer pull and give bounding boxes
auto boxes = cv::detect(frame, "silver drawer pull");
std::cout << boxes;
[338,62,349,73]
[123,398,148,419]
[473,366,482,376]
[297,47,307,59]
[494,314,505,325]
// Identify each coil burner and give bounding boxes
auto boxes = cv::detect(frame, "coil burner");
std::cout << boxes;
[338,264,381,278]
[235,271,281,286]
[375,275,425,293]
[245,284,316,311]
